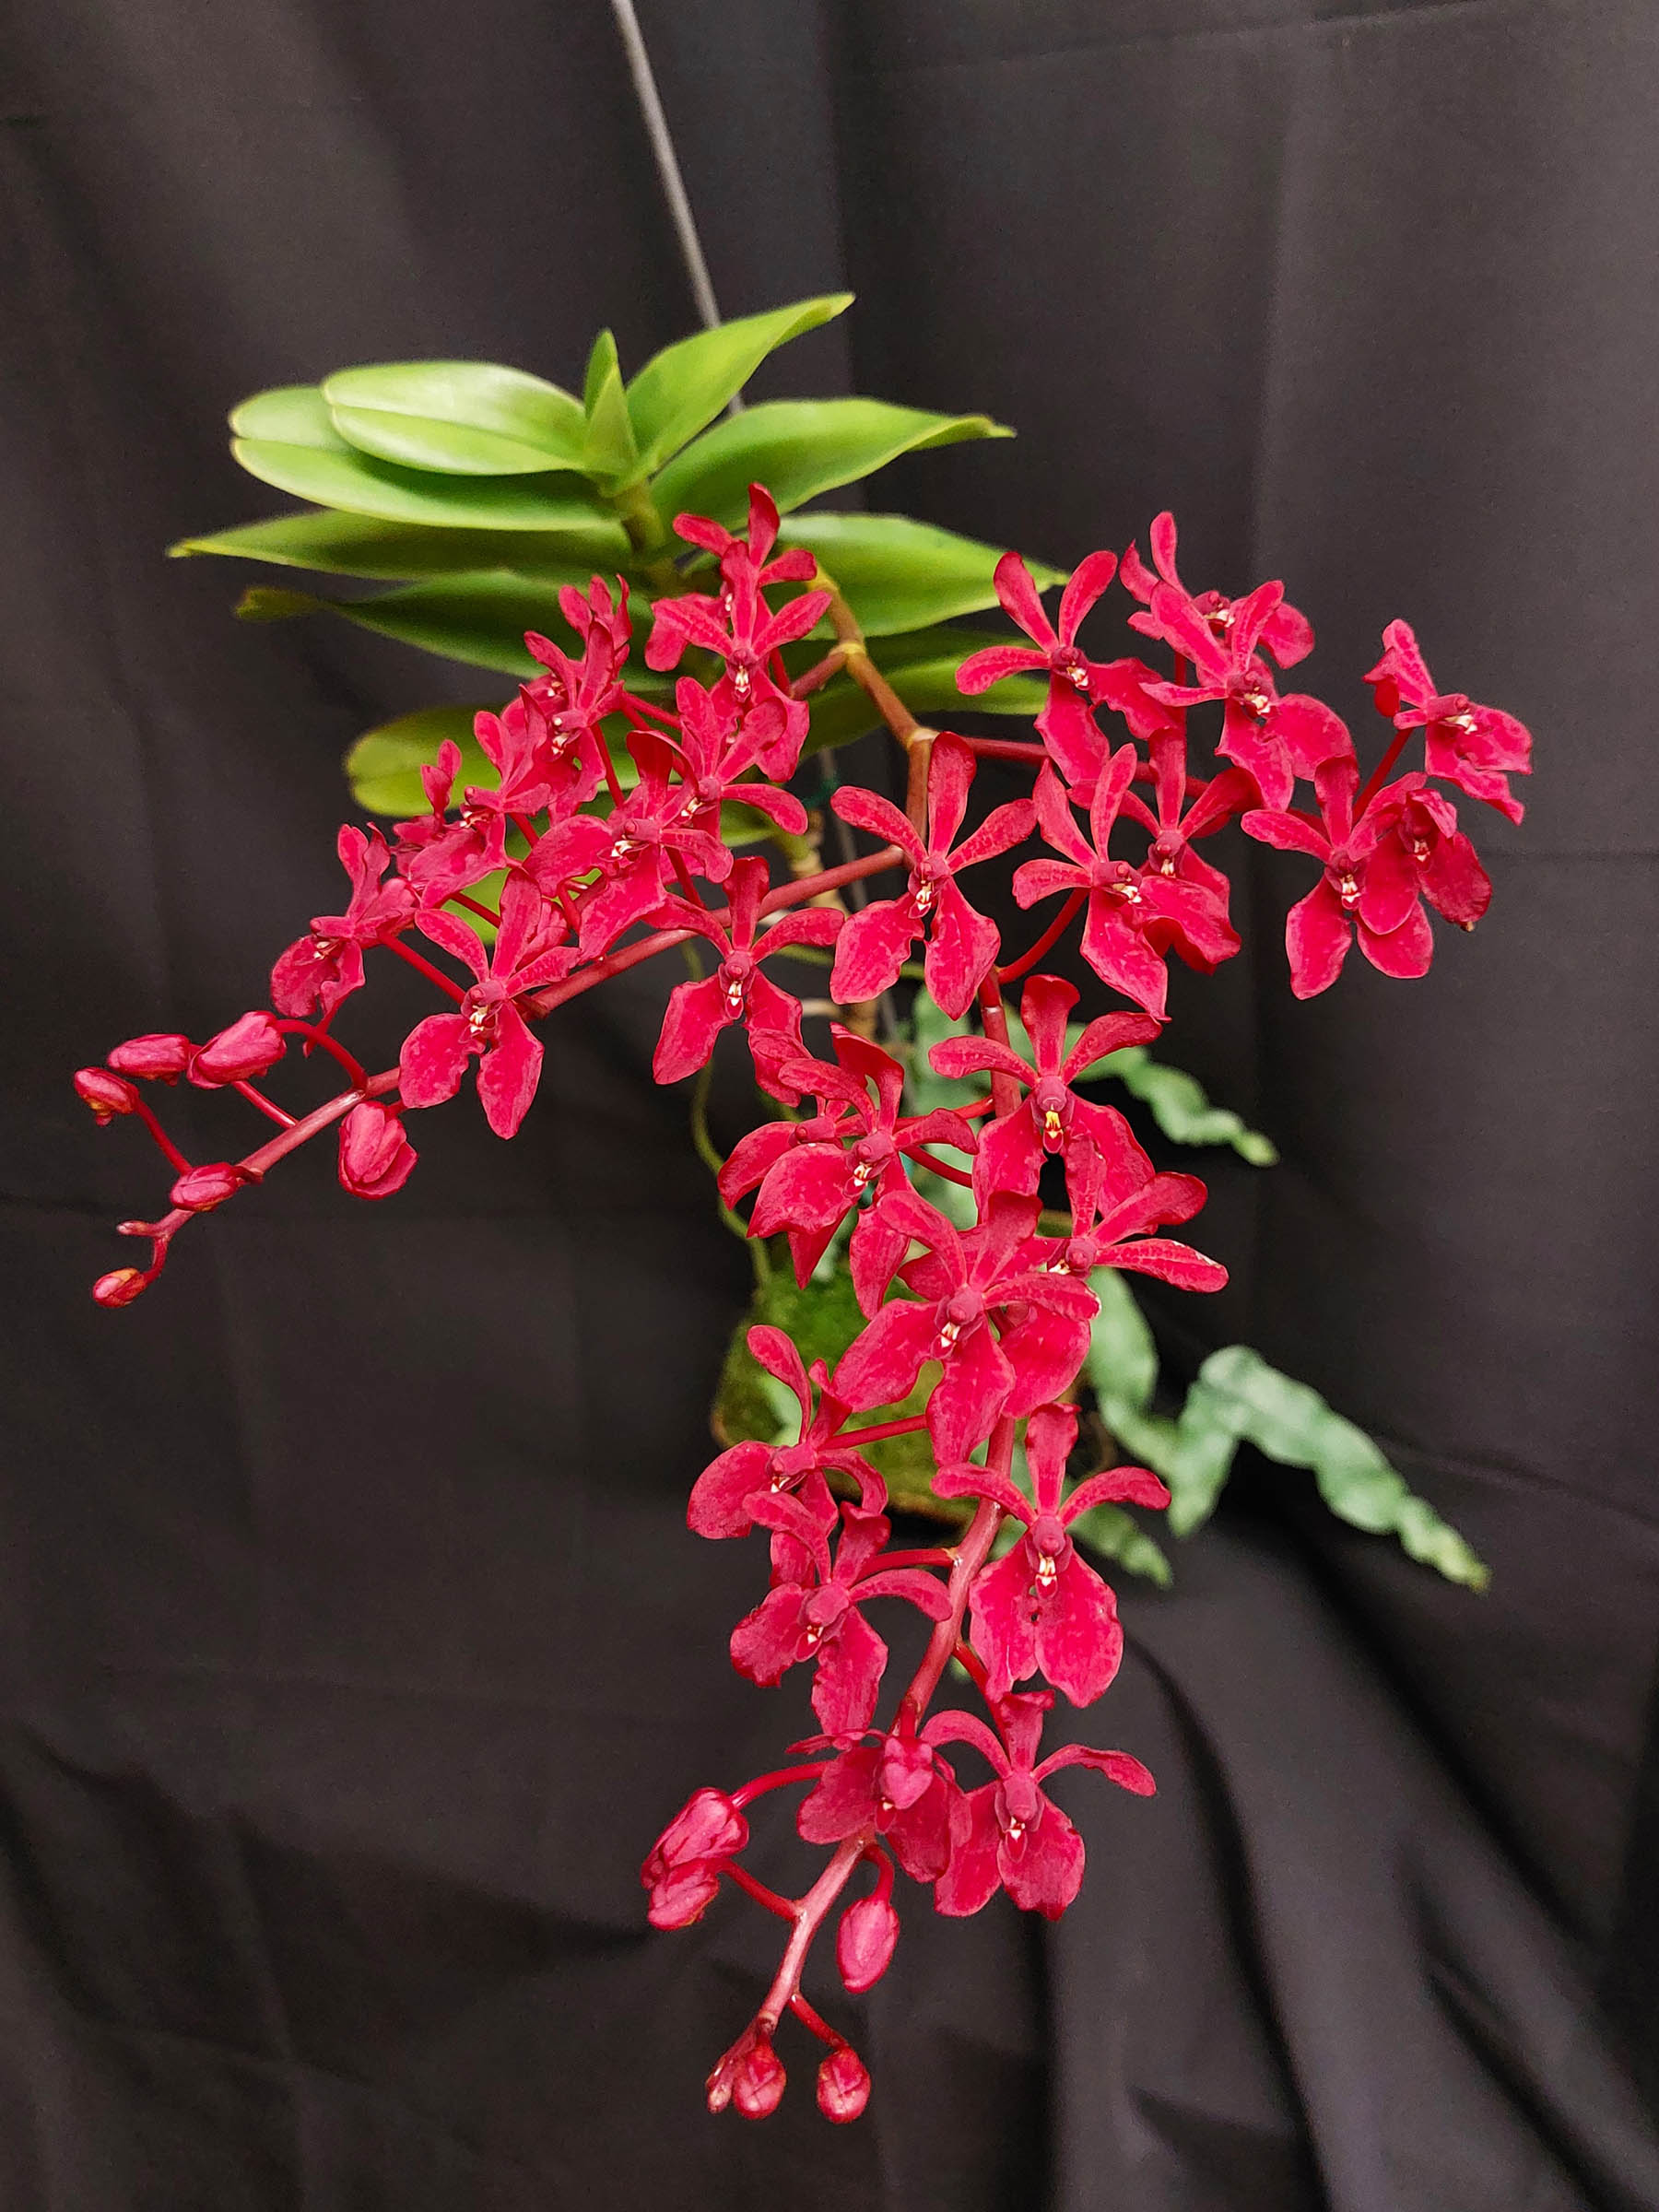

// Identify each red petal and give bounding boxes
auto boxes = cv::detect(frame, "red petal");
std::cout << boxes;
[832,1300,941,1413]
[1033,1555,1123,1706]
[928,1320,1015,1463]
[1002,1801,1084,1918]
[397,1013,474,1110]
[957,643,1046,693]
[970,1547,1041,1701]
[993,550,1056,649]
[811,1607,888,1735]
[830,898,920,1006]
[475,1003,543,1138]
[934,1785,1001,1916]
[653,974,729,1084]
[730,1585,809,1687]
[924,880,1000,1021]
[1284,880,1351,999]
[688,1441,773,1539]
[1359,901,1434,980]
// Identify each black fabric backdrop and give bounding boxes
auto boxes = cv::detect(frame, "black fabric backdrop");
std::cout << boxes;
[4,2,1658,2206]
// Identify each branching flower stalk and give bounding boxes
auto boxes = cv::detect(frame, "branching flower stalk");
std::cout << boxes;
[76,482,1532,2123]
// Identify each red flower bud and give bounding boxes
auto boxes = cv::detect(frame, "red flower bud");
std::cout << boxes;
[337,1100,417,1200]
[91,1266,149,1308]
[641,1788,748,1888]
[189,1012,286,1087]
[836,1894,899,1994]
[706,2026,786,2120]
[75,1067,139,1122]
[646,1860,723,1930]
[106,1032,192,1080]
[170,1162,253,1212]
[816,2045,870,2124]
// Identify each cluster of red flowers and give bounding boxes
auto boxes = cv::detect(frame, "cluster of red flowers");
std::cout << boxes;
[76,485,1531,2121]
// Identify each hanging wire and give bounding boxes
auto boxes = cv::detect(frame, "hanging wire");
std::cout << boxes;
[607,0,742,406]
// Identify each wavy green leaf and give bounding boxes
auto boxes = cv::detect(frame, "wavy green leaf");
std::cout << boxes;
[652,399,1010,530]
[626,294,853,476]
[320,360,588,475]
[229,436,628,538]
[781,512,1063,635]
[171,510,641,581]
[1079,1046,1278,1165]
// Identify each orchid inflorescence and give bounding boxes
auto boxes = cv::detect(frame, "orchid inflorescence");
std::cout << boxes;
[76,484,1532,2123]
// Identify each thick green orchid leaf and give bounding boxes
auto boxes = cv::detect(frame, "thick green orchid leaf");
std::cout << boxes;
[229,386,350,448]
[320,361,588,475]
[234,573,676,685]
[625,293,854,477]
[801,654,1047,756]
[652,399,1011,531]
[780,512,1062,635]
[171,511,639,581]
[229,435,625,536]
[1088,1046,1278,1165]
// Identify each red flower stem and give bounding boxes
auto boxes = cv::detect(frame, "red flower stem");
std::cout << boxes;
[975,979,1024,1118]
[957,735,1049,765]
[787,1992,847,2051]
[527,927,696,1017]
[230,1080,297,1130]
[790,647,848,700]
[446,890,501,926]
[994,888,1087,982]
[600,743,626,807]
[668,851,708,907]
[908,1148,973,1187]
[754,1837,865,2035]
[757,845,903,918]
[732,1764,827,1810]
[275,1019,369,1088]
[510,811,540,846]
[872,1548,954,1573]
[953,1638,990,1693]
[552,881,582,936]
[823,587,936,837]
[769,650,792,691]
[383,937,467,1004]
[128,1096,192,1175]
[1356,726,1411,817]
[726,1865,797,1924]
[839,1412,930,1443]
[898,1425,1012,1729]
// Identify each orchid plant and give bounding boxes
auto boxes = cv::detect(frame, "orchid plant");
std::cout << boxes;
[75,298,1532,2124]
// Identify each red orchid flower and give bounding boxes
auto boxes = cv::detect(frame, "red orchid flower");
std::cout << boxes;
[1242,757,1441,997]
[662,678,808,839]
[1030,1133,1227,1294]
[1013,752,1239,1019]
[651,856,843,1085]
[336,1100,417,1200]
[1365,618,1533,823]
[831,1187,1097,1462]
[518,574,632,806]
[688,1324,877,1540]
[927,1691,1154,1920]
[926,971,1159,1206]
[830,734,1036,1018]
[796,1729,961,1883]
[397,875,575,1136]
[1119,735,1256,902]
[398,711,558,903]
[270,825,417,1020]
[1121,512,1313,669]
[730,1492,951,1735]
[646,486,829,779]
[747,1027,979,1296]
[1396,787,1491,930]
[568,731,734,957]
[936,1402,1169,1705]
[1139,579,1347,810]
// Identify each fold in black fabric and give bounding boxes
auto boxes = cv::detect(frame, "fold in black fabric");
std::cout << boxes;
[3,2,1656,2204]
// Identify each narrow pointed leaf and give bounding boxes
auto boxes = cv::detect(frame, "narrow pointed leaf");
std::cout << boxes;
[582,331,640,484]
[652,399,1011,529]
[625,294,854,474]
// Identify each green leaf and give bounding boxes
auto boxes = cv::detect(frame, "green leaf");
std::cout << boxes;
[581,330,641,486]
[780,512,1065,634]
[625,293,854,475]
[229,436,629,537]
[1084,1266,1159,1419]
[1169,1346,1489,1589]
[1081,1045,1278,1165]
[1067,1502,1172,1588]
[234,572,677,684]
[652,399,1011,530]
[229,386,350,448]
[171,510,641,581]
[321,360,588,475]
[345,705,492,816]
[800,654,1047,757]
